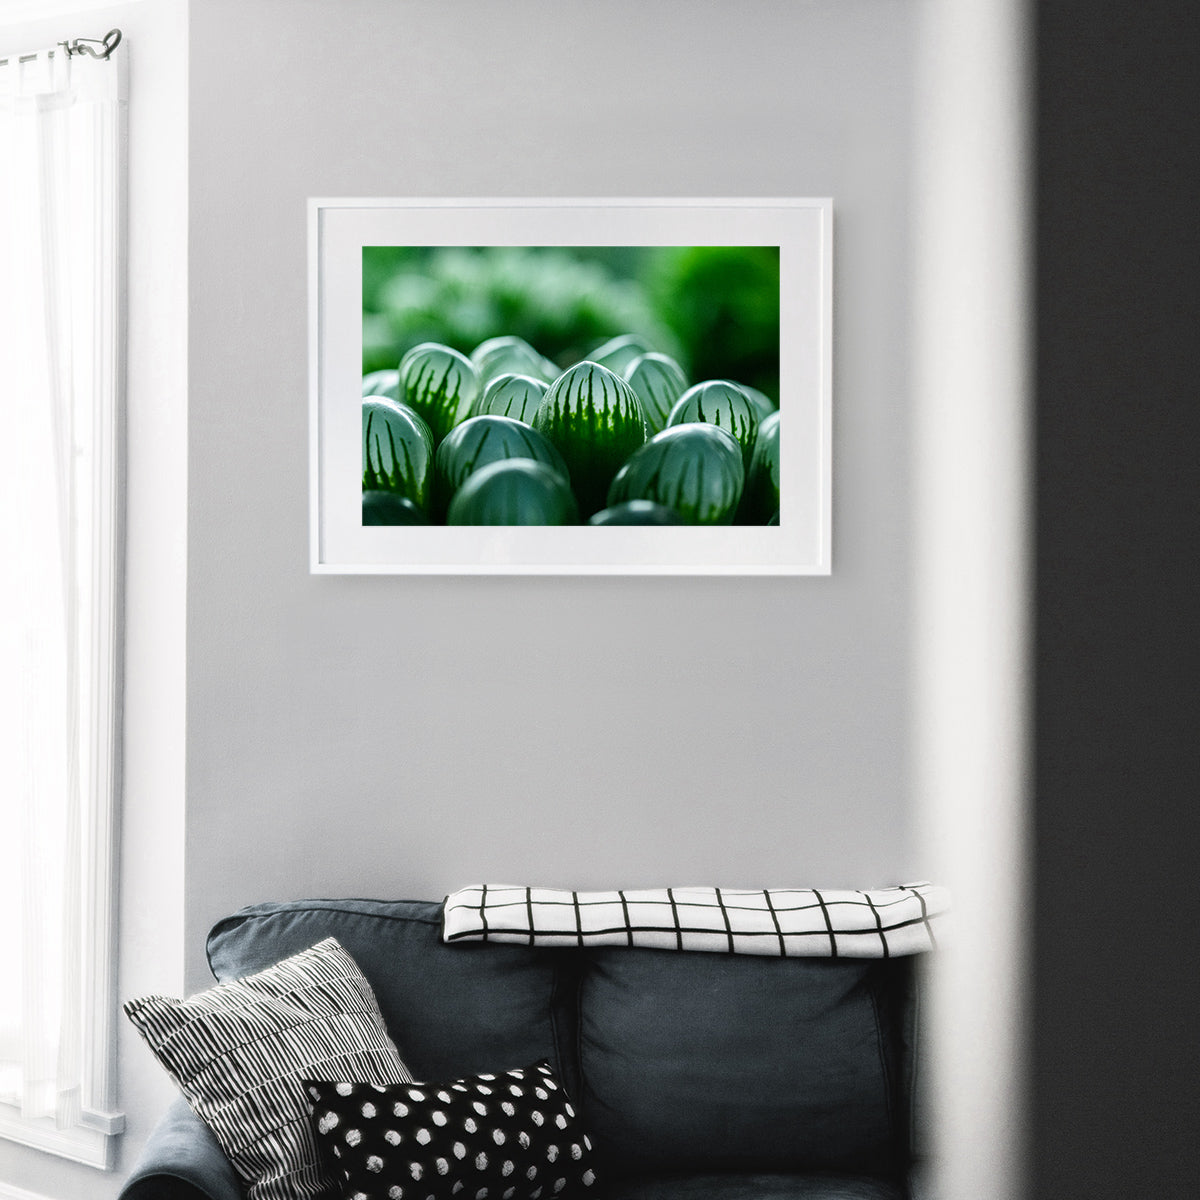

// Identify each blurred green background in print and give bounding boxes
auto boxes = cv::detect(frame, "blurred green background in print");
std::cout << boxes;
[363,245,781,402]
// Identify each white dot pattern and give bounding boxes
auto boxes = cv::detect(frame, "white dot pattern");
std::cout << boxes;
[306,1060,597,1200]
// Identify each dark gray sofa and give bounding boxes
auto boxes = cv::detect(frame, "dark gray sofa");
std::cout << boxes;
[119,898,928,1200]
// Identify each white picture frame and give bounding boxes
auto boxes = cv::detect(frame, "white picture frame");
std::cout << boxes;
[309,197,832,574]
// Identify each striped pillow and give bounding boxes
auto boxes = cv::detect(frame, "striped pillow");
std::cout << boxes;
[125,937,412,1200]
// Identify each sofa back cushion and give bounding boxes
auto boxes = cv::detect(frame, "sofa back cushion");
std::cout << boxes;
[576,947,904,1177]
[206,899,578,1098]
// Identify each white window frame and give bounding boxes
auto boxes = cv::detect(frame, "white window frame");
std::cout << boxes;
[0,32,127,1170]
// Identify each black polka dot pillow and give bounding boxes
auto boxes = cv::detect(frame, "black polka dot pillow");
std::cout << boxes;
[304,1059,598,1200]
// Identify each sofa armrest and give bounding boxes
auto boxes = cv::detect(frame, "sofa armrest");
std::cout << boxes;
[118,1098,244,1200]
[906,1160,936,1200]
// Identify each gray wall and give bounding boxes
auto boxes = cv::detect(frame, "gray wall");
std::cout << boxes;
[0,3,933,1198]
[185,0,921,988]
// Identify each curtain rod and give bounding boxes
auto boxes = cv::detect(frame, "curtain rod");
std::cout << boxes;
[0,27,121,69]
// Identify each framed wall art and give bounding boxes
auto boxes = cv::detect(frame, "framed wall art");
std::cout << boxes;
[308,197,831,574]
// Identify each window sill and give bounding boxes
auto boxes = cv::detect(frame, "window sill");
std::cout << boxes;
[0,1103,124,1170]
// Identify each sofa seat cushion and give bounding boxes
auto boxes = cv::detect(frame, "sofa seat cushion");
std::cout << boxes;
[578,948,903,1177]
[205,899,578,1097]
[597,1172,904,1200]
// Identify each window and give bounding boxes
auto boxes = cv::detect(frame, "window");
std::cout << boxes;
[0,29,126,1168]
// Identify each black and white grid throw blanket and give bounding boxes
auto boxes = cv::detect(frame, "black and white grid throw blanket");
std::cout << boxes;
[441,882,949,958]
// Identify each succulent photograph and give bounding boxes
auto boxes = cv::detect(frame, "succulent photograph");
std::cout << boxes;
[361,245,782,526]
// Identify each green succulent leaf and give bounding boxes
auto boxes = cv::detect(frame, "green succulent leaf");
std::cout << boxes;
[588,500,686,526]
[362,491,428,525]
[434,415,568,516]
[471,372,548,424]
[446,459,579,526]
[398,340,452,382]
[401,344,481,443]
[470,334,555,385]
[739,383,778,420]
[666,379,760,471]
[623,351,688,435]
[738,409,781,525]
[607,423,744,525]
[361,369,401,401]
[532,361,647,516]
[362,398,435,513]
[587,333,655,376]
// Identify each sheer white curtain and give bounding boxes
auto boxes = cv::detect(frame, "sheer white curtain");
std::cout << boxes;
[0,39,122,1131]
